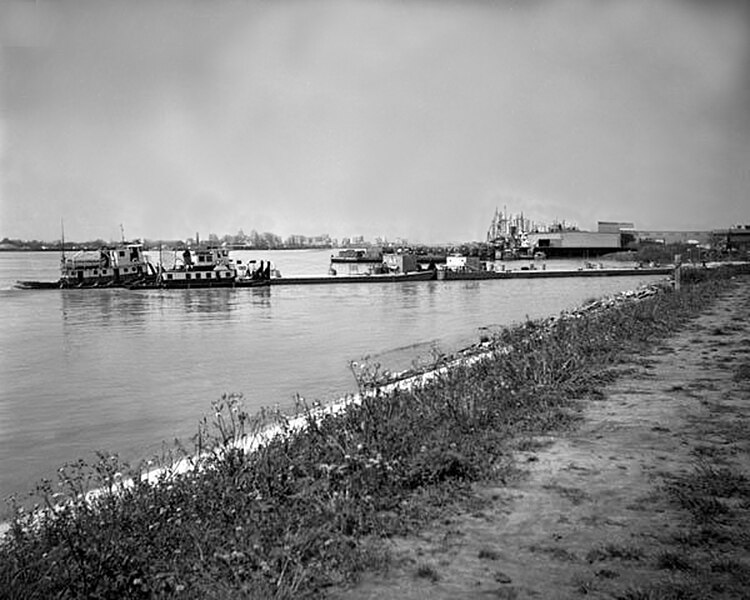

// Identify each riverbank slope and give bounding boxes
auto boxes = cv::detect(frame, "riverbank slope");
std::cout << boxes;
[330,276,750,599]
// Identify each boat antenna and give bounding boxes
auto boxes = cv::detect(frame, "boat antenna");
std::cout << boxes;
[120,223,126,243]
[60,218,66,265]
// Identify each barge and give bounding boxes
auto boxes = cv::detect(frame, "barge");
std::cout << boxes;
[436,266,673,280]
[270,270,435,285]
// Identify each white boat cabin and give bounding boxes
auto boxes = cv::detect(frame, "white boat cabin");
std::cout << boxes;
[161,247,235,283]
[61,242,151,285]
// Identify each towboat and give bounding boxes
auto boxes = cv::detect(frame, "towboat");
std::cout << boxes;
[128,247,274,289]
[15,241,158,289]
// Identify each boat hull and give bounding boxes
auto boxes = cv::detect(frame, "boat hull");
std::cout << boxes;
[270,271,436,285]
[437,267,673,280]
[15,280,64,290]
[15,277,156,290]
[127,279,271,290]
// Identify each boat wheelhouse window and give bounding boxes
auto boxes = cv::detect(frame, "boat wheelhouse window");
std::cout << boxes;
[166,274,173,280]
[119,251,125,257]
[205,272,212,279]
[198,255,206,262]
[195,273,201,279]
[93,270,98,275]
[186,273,191,280]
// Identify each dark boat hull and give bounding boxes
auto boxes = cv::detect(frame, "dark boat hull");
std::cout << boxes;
[15,280,64,289]
[270,271,436,285]
[15,277,156,290]
[127,279,271,290]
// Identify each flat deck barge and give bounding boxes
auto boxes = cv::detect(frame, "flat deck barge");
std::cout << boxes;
[437,267,673,280]
[270,267,672,285]
[270,271,435,285]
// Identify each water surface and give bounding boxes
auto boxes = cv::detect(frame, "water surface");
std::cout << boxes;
[0,250,667,506]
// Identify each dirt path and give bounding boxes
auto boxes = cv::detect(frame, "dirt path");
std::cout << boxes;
[330,278,750,599]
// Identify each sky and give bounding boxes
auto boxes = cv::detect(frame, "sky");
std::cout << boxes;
[1,0,748,244]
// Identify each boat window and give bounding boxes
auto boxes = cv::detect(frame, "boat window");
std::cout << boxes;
[93,270,98,275]
[166,274,173,280]
[186,273,191,280]
[198,255,205,262]
[119,251,125,258]
[195,273,201,279]
[206,272,211,278]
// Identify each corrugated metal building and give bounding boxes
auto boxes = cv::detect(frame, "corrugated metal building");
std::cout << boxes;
[526,231,622,257]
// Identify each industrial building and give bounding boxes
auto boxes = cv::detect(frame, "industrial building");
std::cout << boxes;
[526,231,622,258]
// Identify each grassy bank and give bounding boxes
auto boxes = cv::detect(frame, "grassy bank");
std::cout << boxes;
[1,266,747,599]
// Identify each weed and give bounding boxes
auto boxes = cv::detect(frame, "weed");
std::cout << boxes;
[710,557,744,574]
[733,362,750,382]
[655,550,693,571]
[586,543,644,562]
[415,562,440,582]
[572,572,597,595]
[528,544,579,562]
[595,568,619,579]
[478,546,501,560]
[542,483,590,505]
[663,461,749,524]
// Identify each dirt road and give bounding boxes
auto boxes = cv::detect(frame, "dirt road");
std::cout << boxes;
[331,277,750,599]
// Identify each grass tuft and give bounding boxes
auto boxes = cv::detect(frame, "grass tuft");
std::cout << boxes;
[415,562,440,582]
[655,550,693,572]
[478,546,501,560]
[586,543,644,563]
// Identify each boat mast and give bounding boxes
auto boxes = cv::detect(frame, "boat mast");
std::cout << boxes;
[60,218,66,266]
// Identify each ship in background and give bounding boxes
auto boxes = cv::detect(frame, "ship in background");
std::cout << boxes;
[486,207,536,259]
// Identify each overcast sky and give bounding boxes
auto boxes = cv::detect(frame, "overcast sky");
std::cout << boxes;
[1,0,748,244]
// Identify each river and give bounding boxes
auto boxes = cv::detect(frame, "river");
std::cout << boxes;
[0,249,667,510]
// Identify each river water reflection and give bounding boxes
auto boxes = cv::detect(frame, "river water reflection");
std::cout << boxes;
[0,250,667,506]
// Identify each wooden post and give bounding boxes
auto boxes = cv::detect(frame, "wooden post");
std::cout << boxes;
[674,254,682,291]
